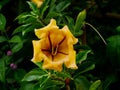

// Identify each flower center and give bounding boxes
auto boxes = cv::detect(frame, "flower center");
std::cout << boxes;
[51,45,58,56]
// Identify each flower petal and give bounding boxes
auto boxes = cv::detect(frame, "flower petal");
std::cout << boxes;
[58,37,69,55]
[64,45,78,69]
[61,25,78,44]
[31,40,44,62]
[42,59,63,71]
[35,19,58,39]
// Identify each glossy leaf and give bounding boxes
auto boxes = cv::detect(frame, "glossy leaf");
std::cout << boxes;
[12,43,23,53]
[0,13,6,31]
[39,0,50,18]
[106,35,120,67]
[76,50,91,64]
[9,36,22,43]
[56,1,70,12]
[74,9,86,33]
[12,24,31,34]
[27,1,38,13]
[22,68,48,82]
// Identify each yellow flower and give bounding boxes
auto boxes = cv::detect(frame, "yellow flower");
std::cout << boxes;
[32,19,78,71]
[31,0,43,8]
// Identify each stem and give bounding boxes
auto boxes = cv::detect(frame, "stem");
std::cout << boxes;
[85,22,107,45]
[3,30,11,49]
[80,25,87,45]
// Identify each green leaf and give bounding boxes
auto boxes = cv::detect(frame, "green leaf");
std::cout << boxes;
[106,35,120,67]
[76,50,91,64]
[74,9,86,33]
[0,13,6,31]
[15,12,32,21]
[65,16,75,33]
[39,0,50,18]
[79,64,95,74]
[0,36,7,42]
[46,12,60,19]
[0,5,2,10]
[22,25,36,35]
[74,62,95,78]
[12,24,31,34]
[116,26,120,34]
[0,58,5,83]
[56,1,71,12]
[22,68,48,82]
[103,74,117,89]
[75,76,90,90]
[20,82,43,90]
[9,36,21,43]
[12,43,23,53]
[14,69,26,82]
[89,80,101,90]
[56,71,72,79]
[27,1,38,13]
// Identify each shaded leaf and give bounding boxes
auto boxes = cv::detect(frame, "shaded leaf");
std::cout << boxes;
[74,62,95,78]
[56,71,72,79]
[103,74,117,89]
[0,36,7,43]
[89,80,101,90]
[0,58,5,83]
[14,69,26,82]
[75,76,90,90]
[116,26,120,34]
[65,16,75,33]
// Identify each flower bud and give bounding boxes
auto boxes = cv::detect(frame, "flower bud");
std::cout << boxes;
[7,50,12,56]
[10,63,17,70]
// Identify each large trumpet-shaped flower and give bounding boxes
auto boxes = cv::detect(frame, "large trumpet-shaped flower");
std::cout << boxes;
[32,19,78,71]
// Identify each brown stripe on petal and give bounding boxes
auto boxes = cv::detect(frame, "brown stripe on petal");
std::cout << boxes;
[58,36,66,45]
[57,51,68,55]
[42,49,50,52]
[48,33,52,52]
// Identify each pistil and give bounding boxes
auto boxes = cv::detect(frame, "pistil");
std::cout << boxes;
[51,45,58,56]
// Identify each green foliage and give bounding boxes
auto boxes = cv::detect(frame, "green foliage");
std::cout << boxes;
[89,80,101,90]
[0,58,5,83]
[0,0,120,89]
